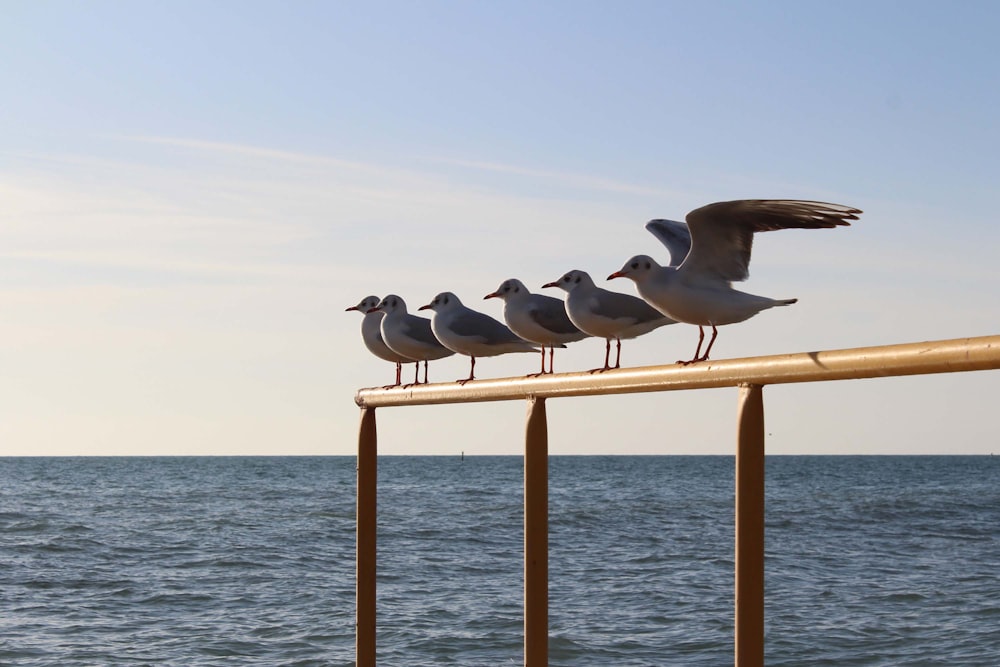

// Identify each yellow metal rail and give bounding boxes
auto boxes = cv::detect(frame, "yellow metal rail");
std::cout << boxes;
[354,334,1000,667]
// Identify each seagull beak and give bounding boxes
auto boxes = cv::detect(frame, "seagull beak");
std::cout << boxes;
[418,304,432,311]
[483,291,499,300]
[345,306,358,312]
[541,281,558,289]
[607,270,625,281]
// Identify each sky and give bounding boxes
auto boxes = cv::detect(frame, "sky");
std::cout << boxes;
[2,1,999,456]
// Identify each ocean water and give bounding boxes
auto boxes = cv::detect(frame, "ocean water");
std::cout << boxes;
[2,456,999,666]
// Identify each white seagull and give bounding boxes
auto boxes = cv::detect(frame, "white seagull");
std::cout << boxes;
[542,270,675,372]
[609,199,861,364]
[368,295,454,386]
[346,295,417,388]
[419,291,539,384]
[484,278,589,375]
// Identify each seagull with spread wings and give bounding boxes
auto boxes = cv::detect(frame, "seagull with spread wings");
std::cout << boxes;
[609,199,861,364]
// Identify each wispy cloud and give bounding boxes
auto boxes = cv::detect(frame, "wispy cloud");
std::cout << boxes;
[425,155,684,198]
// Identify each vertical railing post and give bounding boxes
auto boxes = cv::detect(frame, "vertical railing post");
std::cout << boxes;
[357,407,378,667]
[735,384,765,667]
[524,396,549,666]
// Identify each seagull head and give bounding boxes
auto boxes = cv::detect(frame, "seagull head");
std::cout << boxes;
[484,278,529,302]
[347,295,380,313]
[542,270,594,293]
[370,294,407,315]
[419,291,463,312]
[608,255,662,283]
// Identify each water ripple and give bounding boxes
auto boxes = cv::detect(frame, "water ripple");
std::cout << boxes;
[1,455,999,665]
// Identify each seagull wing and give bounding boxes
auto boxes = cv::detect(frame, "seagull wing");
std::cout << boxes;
[645,219,692,267]
[590,290,663,325]
[403,315,446,347]
[681,199,861,284]
[527,295,582,335]
[449,308,522,344]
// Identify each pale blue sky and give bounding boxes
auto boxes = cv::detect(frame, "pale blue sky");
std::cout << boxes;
[3,2,999,455]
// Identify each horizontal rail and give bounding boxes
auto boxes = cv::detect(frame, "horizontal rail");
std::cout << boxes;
[355,334,1000,408]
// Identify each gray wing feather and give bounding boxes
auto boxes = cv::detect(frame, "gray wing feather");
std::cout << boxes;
[645,219,692,267]
[683,199,860,283]
[403,315,445,347]
[450,309,523,344]
[528,296,581,335]
[592,290,663,324]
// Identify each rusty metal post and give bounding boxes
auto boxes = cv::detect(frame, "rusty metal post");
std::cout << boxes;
[735,384,765,667]
[357,407,378,667]
[524,397,549,666]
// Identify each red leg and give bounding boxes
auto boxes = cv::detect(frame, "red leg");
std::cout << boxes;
[613,337,622,369]
[700,325,719,361]
[402,361,419,388]
[590,338,613,373]
[548,347,555,374]
[679,326,706,365]
[384,361,403,389]
[457,356,476,385]
[527,347,548,378]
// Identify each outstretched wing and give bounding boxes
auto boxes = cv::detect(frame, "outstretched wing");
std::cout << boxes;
[681,199,861,284]
[645,219,692,267]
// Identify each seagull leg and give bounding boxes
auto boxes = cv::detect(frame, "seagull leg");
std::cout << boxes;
[590,338,613,373]
[699,325,719,361]
[613,337,622,369]
[457,357,476,385]
[402,361,421,388]
[548,347,555,374]
[422,360,428,384]
[527,347,548,378]
[383,361,403,389]
[678,326,706,365]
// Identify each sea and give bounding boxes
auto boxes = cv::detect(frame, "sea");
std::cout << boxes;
[2,456,999,666]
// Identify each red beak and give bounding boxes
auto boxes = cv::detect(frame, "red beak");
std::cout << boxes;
[541,281,558,289]
[483,292,499,300]
[607,271,625,280]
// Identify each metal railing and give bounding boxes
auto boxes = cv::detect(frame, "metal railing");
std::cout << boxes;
[353,334,1000,667]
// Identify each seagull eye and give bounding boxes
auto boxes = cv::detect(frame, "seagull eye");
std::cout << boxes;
[444,296,449,304]
[574,276,580,284]
[630,262,639,270]
[644,262,651,269]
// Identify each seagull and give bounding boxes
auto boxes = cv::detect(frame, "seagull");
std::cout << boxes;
[608,199,861,364]
[484,278,589,375]
[346,296,417,387]
[368,295,454,386]
[542,270,675,372]
[419,291,539,384]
